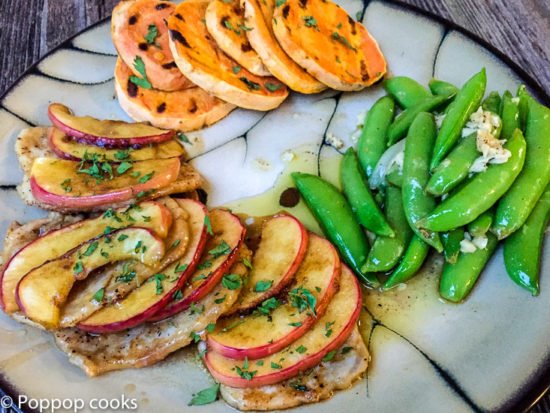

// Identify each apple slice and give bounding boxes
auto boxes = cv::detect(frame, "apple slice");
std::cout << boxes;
[59,197,195,327]
[205,265,361,387]
[30,156,180,209]
[0,201,171,313]
[76,199,211,333]
[48,103,175,148]
[230,214,308,314]
[149,209,246,322]
[16,227,165,329]
[207,234,341,360]
[48,127,185,161]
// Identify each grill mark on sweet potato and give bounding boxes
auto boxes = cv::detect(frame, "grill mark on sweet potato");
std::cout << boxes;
[282,4,290,18]
[360,60,368,81]
[299,0,308,8]
[188,99,198,114]
[157,102,167,113]
[348,16,356,34]
[128,15,138,25]
[127,79,138,98]
[175,13,184,21]
[241,43,252,52]
[138,43,149,51]
[161,61,178,69]
[155,3,170,10]
[169,29,191,48]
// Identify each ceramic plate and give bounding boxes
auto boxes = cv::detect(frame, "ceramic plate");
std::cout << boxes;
[0,1,548,412]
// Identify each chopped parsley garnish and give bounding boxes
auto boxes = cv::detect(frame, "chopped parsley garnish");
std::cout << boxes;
[235,358,257,380]
[303,16,319,30]
[222,273,242,290]
[91,288,105,303]
[209,240,231,258]
[60,178,72,193]
[175,263,189,273]
[341,346,353,354]
[144,24,159,45]
[331,32,357,51]
[190,302,204,314]
[137,190,153,199]
[255,297,280,316]
[322,350,336,362]
[117,234,129,242]
[290,382,308,391]
[238,24,253,31]
[82,241,99,257]
[73,261,84,275]
[103,208,123,222]
[151,273,166,295]
[270,362,282,369]
[116,161,133,175]
[275,0,286,6]
[296,345,307,354]
[103,226,115,235]
[100,251,109,258]
[187,383,219,406]
[242,257,253,270]
[214,295,226,304]
[288,321,302,327]
[325,320,335,337]
[197,260,212,270]
[77,152,113,182]
[192,274,208,282]
[114,150,130,160]
[134,240,144,253]
[254,279,273,292]
[138,171,154,183]
[204,215,213,236]
[206,323,216,333]
[116,263,137,283]
[130,56,152,89]
[336,22,342,29]
[239,77,261,91]
[190,331,201,343]
[232,65,241,74]
[356,11,362,20]
[265,82,282,92]
[256,360,264,366]
[177,131,191,144]
[221,319,244,332]
[131,171,141,178]
[171,239,181,249]
[289,286,317,316]
[173,290,183,301]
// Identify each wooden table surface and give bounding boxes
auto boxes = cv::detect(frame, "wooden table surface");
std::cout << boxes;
[0,0,549,412]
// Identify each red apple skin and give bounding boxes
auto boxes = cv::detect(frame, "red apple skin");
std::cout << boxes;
[204,266,362,388]
[48,103,175,148]
[149,210,246,322]
[229,214,309,314]
[0,201,171,312]
[76,200,210,333]
[48,129,79,161]
[29,157,180,210]
[207,234,341,360]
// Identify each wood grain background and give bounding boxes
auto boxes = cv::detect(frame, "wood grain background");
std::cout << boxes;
[0,0,549,412]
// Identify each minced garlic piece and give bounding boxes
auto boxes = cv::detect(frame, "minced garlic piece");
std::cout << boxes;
[326,133,344,150]
[460,231,488,253]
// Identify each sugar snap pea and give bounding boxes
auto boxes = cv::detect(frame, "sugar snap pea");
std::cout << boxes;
[386,167,403,188]
[439,233,498,302]
[500,91,520,140]
[482,91,501,114]
[467,210,493,237]
[429,79,458,97]
[517,85,529,130]
[503,184,550,296]
[442,228,464,264]
[402,112,443,251]
[387,93,454,146]
[384,77,431,109]
[382,236,430,290]
[358,96,395,177]
[291,172,378,287]
[493,94,550,239]
[341,148,395,237]
[417,128,526,232]
[431,68,487,170]
[362,186,412,273]
[426,133,478,196]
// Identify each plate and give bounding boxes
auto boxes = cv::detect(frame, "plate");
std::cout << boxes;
[0,1,548,412]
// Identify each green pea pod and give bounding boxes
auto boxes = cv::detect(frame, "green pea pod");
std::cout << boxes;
[429,79,458,97]
[439,233,498,302]
[362,186,412,273]
[386,167,403,188]
[481,91,501,114]
[387,93,454,146]
[402,112,443,251]
[291,172,378,287]
[341,148,395,237]
[503,184,550,296]
[418,128,526,232]
[426,133,478,196]
[382,236,430,290]
[467,210,493,237]
[493,95,550,239]
[516,85,529,130]
[431,68,487,170]
[384,77,431,109]
[500,91,520,140]
[358,96,395,177]
[442,228,464,264]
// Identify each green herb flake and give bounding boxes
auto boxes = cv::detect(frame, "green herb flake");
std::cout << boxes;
[190,331,201,343]
[275,0,286,6]
[130,56,152,89]
[256,360,264,366]
[204,215,214,236]
[214,295,227,304]
[209,240,231,258]
[290,382,308,391]
[188,383,220,406]
[322,350,336,362]
[173,290,183,301]
[144,24,159,45]
[177,131,191,144]
[116,263,137,283]
[103,208,123,223]
[256,297,281,316]
[232,65,241,74]
[355,11,362,20]
[175,263,189,273]
[341,346,353,354]
[289,286,317,316]
[190,302,205,314]
[91,288,105,303]
[73,261,84,275]
[336,22,342,29]
[118,234,129,242]
[100,251,109,258]
[239,77,261,91]
[131,171,142,178]
[138,171,154,184]
[265,82,282,92]
[222,273,242,290]
[254,279,273,292]
[222,319,245,332]
[116,161,133,175]
[325,320,335,337]
[115,150,130,160]
[206,323,216,333]
[192,274,208,282]
[151,273,166,295]
[171,239,181,249]
[235,358,257,381]
[197,260,212,270]
[83,241,99,257]
[242,257,253,270]
[60,178,72,193]
[270,362,282,369]
[303,16,319,30]
[238,24,253,31]
[288,321,302,327]
[296,345,307,354]
[330,32,357,51]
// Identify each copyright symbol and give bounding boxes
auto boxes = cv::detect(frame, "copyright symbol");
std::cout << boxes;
[0,395,13,409]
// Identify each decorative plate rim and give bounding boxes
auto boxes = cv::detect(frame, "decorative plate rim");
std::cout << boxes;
[0,1,548,412]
